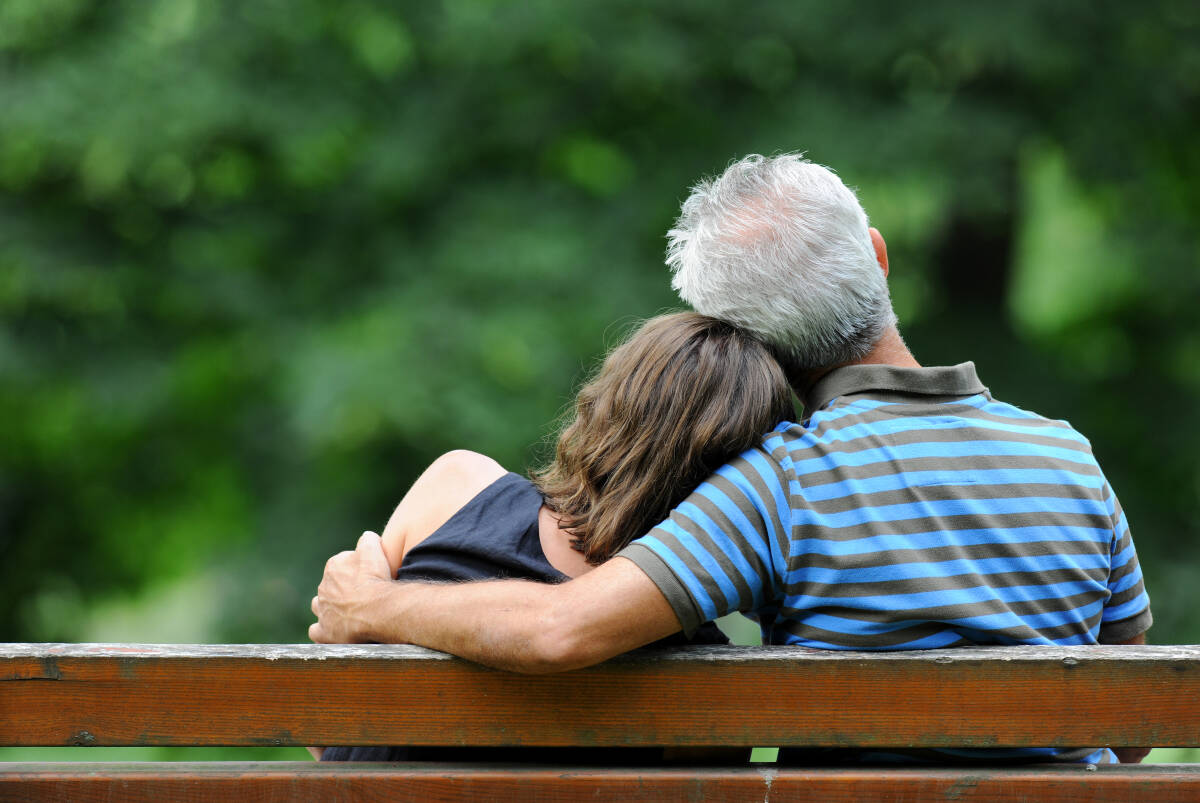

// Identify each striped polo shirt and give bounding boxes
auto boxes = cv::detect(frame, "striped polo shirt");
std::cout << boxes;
[618,362,1151,763]
[620,362,1151,650]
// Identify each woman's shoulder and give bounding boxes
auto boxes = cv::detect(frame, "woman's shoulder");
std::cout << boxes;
[380,451,511,570]
[425,450,508,492]
[413,451,510,520]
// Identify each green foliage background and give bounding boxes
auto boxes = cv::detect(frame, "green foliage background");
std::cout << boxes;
[2,0,1198,666]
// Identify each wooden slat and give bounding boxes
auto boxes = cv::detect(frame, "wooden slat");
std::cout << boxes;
[2,643,1198,748]
[3,762,1200,803]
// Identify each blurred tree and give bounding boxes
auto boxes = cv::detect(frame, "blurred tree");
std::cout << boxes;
[0,0,1197,643]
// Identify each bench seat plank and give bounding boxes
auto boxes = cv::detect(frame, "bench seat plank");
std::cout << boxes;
[3,762,1200,802]
[3,643,1198,748]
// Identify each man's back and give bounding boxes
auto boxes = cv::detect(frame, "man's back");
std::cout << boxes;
[619,362,1150,650]
[618,362,1151,764]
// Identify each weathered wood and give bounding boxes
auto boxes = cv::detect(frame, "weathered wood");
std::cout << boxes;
[3,762,1200,803]
[2,643,1198,748]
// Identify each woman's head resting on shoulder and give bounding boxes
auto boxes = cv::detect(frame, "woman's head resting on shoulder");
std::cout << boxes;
[533,311,793,565]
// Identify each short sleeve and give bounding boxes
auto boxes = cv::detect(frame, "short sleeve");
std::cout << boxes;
[616,446,791,636]
[1097,481,1152,643]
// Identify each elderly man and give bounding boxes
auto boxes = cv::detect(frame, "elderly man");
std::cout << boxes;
[311,154,1151,764]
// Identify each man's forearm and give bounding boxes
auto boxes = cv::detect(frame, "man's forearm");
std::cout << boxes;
[352,577,584,673]
[311,534,683,672]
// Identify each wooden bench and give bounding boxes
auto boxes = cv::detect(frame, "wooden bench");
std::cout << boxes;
[2,643,1199,801]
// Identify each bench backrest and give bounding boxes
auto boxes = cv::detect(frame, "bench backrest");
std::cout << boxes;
[4,643,1199,749]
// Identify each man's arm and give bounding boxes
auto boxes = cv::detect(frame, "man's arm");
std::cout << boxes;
[1094,475,1153,763]
[310,531,682,673]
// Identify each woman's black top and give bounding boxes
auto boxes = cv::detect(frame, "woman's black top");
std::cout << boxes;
[322,472,728,763]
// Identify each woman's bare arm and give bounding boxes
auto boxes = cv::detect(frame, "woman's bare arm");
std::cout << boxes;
[378,450,506,573]
[310,451,506,759]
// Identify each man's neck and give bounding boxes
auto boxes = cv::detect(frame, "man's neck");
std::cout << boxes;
[853,327,921,369]
[792,327,920,399]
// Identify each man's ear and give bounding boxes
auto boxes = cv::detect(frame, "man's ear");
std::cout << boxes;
[869,227,889,278]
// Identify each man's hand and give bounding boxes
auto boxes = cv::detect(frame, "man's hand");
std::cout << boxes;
[306,547,679,672]
[309,531,395,643]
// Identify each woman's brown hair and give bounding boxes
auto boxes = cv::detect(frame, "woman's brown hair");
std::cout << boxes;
[533,311,794,564]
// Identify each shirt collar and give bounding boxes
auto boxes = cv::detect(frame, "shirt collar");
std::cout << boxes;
[800,362,987,414]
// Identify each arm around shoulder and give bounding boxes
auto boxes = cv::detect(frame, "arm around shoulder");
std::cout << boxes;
[522,556,684,672]
[315,549,683,673]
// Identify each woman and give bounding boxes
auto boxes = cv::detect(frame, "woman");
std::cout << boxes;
[320,311,793,762]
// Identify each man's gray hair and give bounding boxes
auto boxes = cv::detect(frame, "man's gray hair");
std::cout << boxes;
[666,153,896,372]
